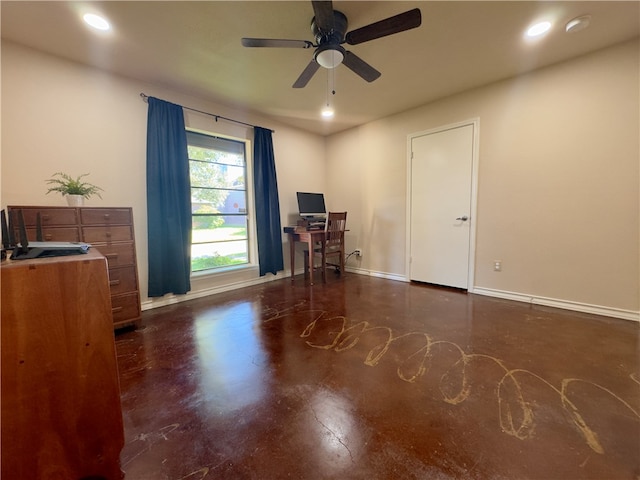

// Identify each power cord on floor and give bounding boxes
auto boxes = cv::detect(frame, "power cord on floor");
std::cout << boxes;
[328,251,360,275]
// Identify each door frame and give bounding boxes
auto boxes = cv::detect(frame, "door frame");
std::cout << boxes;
[405,118,480,291]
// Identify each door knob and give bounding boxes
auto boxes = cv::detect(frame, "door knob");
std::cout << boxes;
[456,216,469,221]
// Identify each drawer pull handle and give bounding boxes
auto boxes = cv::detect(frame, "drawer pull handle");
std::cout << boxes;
[105,232,112,237]
[45,234,52,240]
[112,307,123,313]
[110,280,121,287]
[104,214,110,219]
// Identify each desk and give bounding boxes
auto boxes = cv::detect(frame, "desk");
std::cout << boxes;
[284,226,326,285]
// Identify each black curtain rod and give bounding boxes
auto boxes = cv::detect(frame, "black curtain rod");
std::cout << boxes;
[139,93,274,133]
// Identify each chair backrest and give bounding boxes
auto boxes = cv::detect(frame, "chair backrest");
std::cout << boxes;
[325,212,347,249]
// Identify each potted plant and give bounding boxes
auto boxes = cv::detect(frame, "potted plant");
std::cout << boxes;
[46,172,103,206]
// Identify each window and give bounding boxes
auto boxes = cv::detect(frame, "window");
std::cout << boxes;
[187,131,249,272]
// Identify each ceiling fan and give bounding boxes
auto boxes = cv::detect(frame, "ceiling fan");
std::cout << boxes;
[241,1,422,88]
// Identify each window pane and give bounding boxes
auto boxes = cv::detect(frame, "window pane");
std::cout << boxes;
[192,216,247,243]
[190,160,245,190]
[192,192,247,215]
[187,131,245,158]
[188,130,248,273]
[191,240,248,272]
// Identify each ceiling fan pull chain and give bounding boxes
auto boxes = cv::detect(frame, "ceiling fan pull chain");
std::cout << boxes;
[331,65,336,96]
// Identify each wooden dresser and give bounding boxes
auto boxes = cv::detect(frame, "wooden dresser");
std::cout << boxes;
[8,205,142,329]
[1,250,125,479]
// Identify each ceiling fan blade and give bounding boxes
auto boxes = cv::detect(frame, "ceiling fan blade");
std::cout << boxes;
[242,38,313,49]
[293,60,321,88]
[311,1,335,32]
[345,8,422,45]
[342,51,381,83]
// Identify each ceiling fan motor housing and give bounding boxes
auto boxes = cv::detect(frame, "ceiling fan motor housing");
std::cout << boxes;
[311,10,348,45]
[311,10,348,68]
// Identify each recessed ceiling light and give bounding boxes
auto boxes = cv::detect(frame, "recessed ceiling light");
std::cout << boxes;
[566,15,591,33]
[83,13,111,31]
[526,21,552,38]
[321,107,334,118]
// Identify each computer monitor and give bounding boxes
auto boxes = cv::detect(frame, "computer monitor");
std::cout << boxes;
[296,192,326,219]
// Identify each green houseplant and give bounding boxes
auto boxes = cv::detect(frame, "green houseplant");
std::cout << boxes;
[46,172,103,206]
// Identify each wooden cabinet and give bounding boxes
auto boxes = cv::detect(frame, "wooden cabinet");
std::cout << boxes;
[1,251,125,479]
[8,206,142,329]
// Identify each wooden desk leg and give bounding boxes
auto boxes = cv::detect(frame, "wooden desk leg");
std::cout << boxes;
[321,241,326,283]
[289,235,295,282]
[308,238,315,285]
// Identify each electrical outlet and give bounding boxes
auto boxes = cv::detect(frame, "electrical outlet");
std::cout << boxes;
[354,248,362,257]
[493,260,502,271]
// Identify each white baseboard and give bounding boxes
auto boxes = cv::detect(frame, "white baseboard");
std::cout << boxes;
[345,266,407,283]
[141,266,404,311]
[141,271,287,311]
[472,287,640,322]
[142,269,639,323]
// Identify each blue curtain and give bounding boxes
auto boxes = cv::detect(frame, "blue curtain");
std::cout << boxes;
[146,97,192,296]
[253,127,284,276]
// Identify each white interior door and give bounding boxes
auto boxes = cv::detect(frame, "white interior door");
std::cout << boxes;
[409,123,474,289]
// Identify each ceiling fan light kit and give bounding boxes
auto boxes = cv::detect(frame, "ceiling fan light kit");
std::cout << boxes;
[241,1,422,88]
[315,45,344,69]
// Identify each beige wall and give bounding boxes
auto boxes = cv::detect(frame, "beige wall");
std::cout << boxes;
[1,41,325,308]
[2,39,638,319]
[326,39,639,318]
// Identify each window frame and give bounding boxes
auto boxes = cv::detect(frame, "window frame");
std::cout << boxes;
[186,128,257,276]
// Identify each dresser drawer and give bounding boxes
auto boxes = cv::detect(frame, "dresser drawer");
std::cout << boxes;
[108,266,138,295]
[96,243,135,268]
[81,208,132,225]
[10,208,78,227]
[26,227,80,242]
[111,293,140,325]
[82,226,133,243]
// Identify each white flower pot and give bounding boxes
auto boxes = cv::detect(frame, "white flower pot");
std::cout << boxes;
[66,195,85,207]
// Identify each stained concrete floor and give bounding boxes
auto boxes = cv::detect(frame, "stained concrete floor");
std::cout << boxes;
[115,274,639,479]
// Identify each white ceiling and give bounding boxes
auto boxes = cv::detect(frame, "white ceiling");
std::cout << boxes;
[2,1,638,135]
